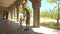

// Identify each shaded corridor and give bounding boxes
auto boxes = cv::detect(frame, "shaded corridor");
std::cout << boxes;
[0,18,43,34]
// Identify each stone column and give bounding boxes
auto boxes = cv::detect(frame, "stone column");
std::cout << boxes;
[10,9,13,20]
[8,10,11,19]
[6,12,9,19]
[8,9,12,20]
[16,6,20,21]
[30,0,41,27]
[12,6,16,20]
[12,9,15,20]
[14,8,17,21]
[3,11,9,19]
[3,12,6,18]
[14,8,16,20]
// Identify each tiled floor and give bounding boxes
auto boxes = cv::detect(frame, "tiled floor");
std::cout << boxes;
[0,18,60,34]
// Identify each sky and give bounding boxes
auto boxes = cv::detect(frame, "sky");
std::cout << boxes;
[27,0,57,11]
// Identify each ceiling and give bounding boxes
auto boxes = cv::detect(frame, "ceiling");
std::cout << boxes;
[0,0,27,11]
[0,0,16,7]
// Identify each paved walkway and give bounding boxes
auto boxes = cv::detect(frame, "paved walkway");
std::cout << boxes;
[0,18,60,34]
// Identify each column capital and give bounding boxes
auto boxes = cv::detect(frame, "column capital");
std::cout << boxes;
[30,0,41,7]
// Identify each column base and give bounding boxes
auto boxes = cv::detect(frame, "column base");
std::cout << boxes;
[33,25,40,28]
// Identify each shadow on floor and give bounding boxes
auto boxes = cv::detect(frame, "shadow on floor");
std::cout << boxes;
[0,18,44,34]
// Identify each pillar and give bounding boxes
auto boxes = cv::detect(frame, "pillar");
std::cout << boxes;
[12,6,16,20]
[8,11,10,19]
[10,10,14,20]
[3,11,9,19]
[6,12,9,19]
[30,0,41,27]
[3,12,6,18]
[12,9,15,20]
[14,8,17,21]
[14,8,16,20]
[16,6,20,21]
[8,10,12,20]
[9,9,14,20]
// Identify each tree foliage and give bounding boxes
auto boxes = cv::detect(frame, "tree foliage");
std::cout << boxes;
[24,5,33,14]
[40,8,60,19]
[19,7,24,13]
[46,0,60,24]
[19,5,33,14]
[48,9,58,19]
[46,0,57,3]
[40,10,49,18]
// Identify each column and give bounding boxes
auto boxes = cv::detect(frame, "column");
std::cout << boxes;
[8,11,10,19]
[3,12,6,18]
[8,9,12,20]
[10,9,13,20]
[14,8,16,20]
[14,8,17,21]
[16,6,20,21]
[30,0,41,27]
[3,11,9,19]
[12,9,15,20]
[6,12,9,19]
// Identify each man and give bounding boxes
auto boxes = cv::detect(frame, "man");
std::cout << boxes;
[24,8,30,31]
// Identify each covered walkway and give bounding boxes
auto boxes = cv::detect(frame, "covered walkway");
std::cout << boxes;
[0,0,41,32]
[0,18,59,34]
[0,0,59,34]
[0,0,41,27]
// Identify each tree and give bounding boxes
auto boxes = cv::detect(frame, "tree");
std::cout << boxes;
[40,10,49,18]
[40,9,57,19]
[24,5,33,14]
[46,0,60,25]
[19,4,33,17]
[48,9,57,19]
[40,8,60,24]
[19,7,24,13]
[46,0,57,3]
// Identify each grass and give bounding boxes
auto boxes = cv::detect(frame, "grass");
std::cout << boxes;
[40,22,60,30]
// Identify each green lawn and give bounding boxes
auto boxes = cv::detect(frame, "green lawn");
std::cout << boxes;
[40,22,60,30]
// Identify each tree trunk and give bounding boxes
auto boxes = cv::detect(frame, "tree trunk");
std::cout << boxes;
[57,19,59,25]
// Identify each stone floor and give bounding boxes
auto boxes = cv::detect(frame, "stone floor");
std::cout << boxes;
[0,18,60,34]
